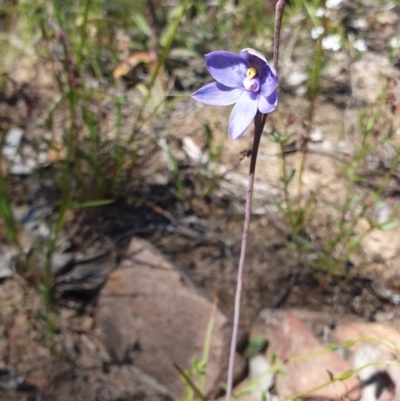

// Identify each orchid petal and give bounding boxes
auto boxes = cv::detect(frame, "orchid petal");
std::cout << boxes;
[192,82,244,106]
[240,48,267,64]
[260,65,278,98]
[239,48,267,75]
[205,51,247,88]
[228,91,258,140]
[258,91,278,114]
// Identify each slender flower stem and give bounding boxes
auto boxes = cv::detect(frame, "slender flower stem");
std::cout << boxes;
[273,0,286,71]
[225,113,266,401]
[225,1,286,400]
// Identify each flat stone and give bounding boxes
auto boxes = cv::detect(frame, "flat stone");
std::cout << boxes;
[251,309,360,400]
[362,228,400,260]
[332,321,400,399]
[353,343,399,401]
[95,237,245,398]
[332,321,400,350]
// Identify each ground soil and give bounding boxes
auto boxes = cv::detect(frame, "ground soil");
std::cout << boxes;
[1,1,400,399]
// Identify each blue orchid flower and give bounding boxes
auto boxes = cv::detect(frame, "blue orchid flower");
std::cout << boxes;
[192,48,278,140]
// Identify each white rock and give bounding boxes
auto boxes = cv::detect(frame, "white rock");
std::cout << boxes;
[9,157,37,175]
[389,36,400,49]
[353,18,368,30]
[354,343,386,382]
[2,127,23,160]
[182,136,209,164]
[0,248,15,278]
[322,34,342,51]
[354,343,399,401]
[249,355,276,401]
[315,8,328,18]
[310,126,323,142]
[353,38,367,52]
[326,0,344,9]
[374,202,391,224]
[311,26,324,39]
[285,70,308,87]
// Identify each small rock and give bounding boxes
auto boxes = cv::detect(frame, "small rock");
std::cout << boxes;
[249,355,276,401]
[183,136,209,164]
[354,344,399,401]
[352,38,368,52]
[0,369,24,391]
[2,127,24,160]
[95,237,245,398]
[0,247,16,279]
[285,70,308,88]
[331,320,400,355]
[311,26,324,40]
[332,322,400,388]
[374,203,391,225]
[251,309,360,400]
[325,0,344,9]
[50,252,74,275]
[54,242,116,291]
[322,34,342,51]
[310,126,324,142]
[332,321,400,401]
[9,156,37,175]
[88,364,172,400]
[353,17,368,30]
[361,228,400,260]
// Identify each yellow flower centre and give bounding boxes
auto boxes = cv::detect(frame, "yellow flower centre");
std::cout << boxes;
[246,67,257,79]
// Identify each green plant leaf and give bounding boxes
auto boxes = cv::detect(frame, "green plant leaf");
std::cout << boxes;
[338,370,354,381]
[366,116,375,133]
[234,383,255,398]
[244,335,267,358]
[285,169,296,185]
[275,368,287,376]
[348,234,362,253]
[342,340,357,348]
[325,343,339,351]
[132,12,151,37]
[378,221,399,231]
[267,133,279,143]
[270,350,276,365]
[70,199,115,209]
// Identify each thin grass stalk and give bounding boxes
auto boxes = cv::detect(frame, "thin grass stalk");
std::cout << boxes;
[128,0,189,145]
[116,0,189,190]
[296,19,324,207]
[278,138,297,239]
[77,0,91,66]
[199,298,218,395]
[0,132,22,256]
